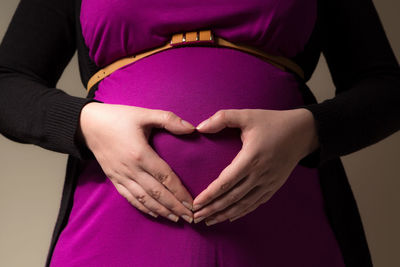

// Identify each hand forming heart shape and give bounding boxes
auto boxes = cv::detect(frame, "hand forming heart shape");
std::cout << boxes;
[80,103,319,225]
[189,108,320,226]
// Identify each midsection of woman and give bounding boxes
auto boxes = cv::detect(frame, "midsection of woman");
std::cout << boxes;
[50,0,346,266]
[50,47,345,267]
[95,46,310,199]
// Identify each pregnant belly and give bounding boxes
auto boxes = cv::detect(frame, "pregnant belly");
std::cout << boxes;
[51,46,345,267]
[93,46,305,197]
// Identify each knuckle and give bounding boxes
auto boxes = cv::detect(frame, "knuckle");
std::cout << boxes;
[164,111,176,122]
[220,181,231,191]
[215,110,226,121]
[104,168,114,179]
[107,172,114,180]
[154,171,170,184]
[129,149,143,162]
[136,194,147,204]
[229,193,240,203]
[148,188,162,200]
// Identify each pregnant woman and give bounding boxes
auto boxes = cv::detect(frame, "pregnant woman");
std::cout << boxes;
[0,0,399,266]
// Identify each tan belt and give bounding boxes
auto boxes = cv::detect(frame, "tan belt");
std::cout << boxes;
[86,29,304,92]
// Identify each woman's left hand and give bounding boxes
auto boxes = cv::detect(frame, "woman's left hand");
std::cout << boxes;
[191,108,320,225]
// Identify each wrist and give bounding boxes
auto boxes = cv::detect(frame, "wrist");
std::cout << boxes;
[291,108,320,160]
[77,102,103,146]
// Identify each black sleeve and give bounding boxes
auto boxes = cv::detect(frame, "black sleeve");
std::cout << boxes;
[0,0,103,160]
[298,0,400,167]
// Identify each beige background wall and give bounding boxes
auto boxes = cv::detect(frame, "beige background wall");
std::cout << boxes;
[0,0,399,266]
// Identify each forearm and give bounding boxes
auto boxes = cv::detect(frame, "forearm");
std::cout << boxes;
[295,0,400,167]
[0,0,104,160]
[0,68,103,159]
[300,73,400,163]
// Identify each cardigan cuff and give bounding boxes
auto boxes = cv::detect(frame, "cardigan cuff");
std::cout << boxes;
[44,93,103,160]
[296,102,342,168]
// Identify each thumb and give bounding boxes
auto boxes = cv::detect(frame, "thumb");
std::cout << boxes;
[147,109,195,134]
[196,109,243,133]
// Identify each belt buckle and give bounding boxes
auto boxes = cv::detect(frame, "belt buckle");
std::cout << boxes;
[170,30,215,47]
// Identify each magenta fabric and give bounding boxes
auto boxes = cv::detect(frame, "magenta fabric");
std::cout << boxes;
[80,0,318,68]
[50,0,346,266]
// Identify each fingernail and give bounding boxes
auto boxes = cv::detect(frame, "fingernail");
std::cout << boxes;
[182,201,193,210]
[205,218,218,226]
[194,216,205,224]
[168,213,179,222]
[148,211,158,218]
[192,204,202,211]
[196,119,209,130]
[182,214,193,223]
[181,119,195,129]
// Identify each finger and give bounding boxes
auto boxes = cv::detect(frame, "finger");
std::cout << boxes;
[129,168,193,223]
[193,173,258,221]
[136,143,193,211]
[203,186,268,226]
[112,181,158,218]
[145,109,195,134]
[120,176,182,223]
[196,109,246,133]
[230,189,274,222]
[140,142,194,211]
[192,147,253,211]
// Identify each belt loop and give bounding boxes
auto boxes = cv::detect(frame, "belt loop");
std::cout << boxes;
[170,30,215,47]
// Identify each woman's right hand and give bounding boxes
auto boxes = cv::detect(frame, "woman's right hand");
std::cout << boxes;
[77,102,195,224]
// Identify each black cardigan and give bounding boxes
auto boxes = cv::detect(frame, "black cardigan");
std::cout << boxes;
[0,0,399,266]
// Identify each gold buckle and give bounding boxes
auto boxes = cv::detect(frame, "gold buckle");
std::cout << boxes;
[170,30,214,46]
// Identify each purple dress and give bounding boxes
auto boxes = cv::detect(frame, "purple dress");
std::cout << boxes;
[50,0,345,266]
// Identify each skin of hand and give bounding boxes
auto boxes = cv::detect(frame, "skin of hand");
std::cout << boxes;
[77,102,196,224]
[191,108,320,226]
